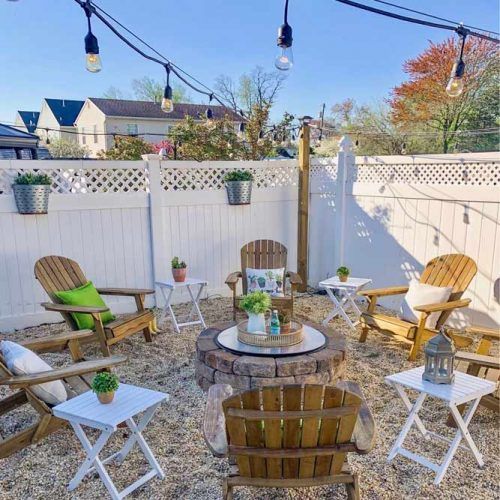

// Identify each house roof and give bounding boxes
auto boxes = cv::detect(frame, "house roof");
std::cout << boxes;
[17,111,40,133]
[0,123,39,148]
[88,98,244,122]
[45,99,85,126]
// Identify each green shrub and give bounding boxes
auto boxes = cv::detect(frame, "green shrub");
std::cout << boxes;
[224,170,253,182]
[336,266,350,276]
[14,173,52,185]
[91,372,119,394]
[240,291,271,314]
[171,256,187,269]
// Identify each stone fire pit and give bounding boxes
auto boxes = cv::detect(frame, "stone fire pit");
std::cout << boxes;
[195,322,346,391]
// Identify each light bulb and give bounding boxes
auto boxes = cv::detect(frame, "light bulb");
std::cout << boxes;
[275,46,293,71]
[161,97,174,113]
[86,53,102,73]
[446,76,464,97]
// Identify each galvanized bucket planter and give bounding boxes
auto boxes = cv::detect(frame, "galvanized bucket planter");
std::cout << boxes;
[225,180,252,205]
[13,185,50,214]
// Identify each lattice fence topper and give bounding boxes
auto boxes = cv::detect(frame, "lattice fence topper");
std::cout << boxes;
[161,162,299,191]
[349,160,500,186]
[0,166,148,194]
[310,158,338,181]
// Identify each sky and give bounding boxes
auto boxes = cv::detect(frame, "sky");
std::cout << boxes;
[0,0,498,124]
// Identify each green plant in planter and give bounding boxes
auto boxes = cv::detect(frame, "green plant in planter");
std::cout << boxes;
[278,312,291,325]
[336,266,350,277]
[14,173,52,185]
[224,170,254,182]
[91,372,119,394]
[171,256,187,269]
[240,291,271,314]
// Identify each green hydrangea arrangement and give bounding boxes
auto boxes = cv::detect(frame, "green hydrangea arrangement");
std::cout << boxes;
[91,372,119,394]
[224,170,254,182]
[240,291,271,314]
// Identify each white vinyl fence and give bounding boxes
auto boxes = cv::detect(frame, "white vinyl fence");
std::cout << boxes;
[0,146,498,331]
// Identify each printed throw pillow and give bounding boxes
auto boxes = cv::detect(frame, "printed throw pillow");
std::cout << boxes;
[246,268,285,297]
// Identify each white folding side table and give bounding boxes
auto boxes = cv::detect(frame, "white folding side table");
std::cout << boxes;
[155,278,207,333]
[319,276,372,330]
[53,384,169,500]
[385,366,495,485]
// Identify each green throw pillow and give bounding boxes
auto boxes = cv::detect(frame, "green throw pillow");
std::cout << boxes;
[54,281,115,330]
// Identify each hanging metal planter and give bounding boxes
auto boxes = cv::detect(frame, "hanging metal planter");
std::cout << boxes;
[12,173,52,214]
[224,170,254,205]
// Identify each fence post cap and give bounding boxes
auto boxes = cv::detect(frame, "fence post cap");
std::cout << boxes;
[338,135,353,153]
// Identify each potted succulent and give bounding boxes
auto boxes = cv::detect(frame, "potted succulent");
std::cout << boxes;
[12,172,52,214]
[91,371,119,404]
[337,266,350,283]
[224,170,254,205]
[278,311,292,334]
[240,291,271,333]
[171,256,187,282]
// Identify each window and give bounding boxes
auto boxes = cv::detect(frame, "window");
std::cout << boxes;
[80,128,86,145]
[93,125,98,144]
[126,124,138,136]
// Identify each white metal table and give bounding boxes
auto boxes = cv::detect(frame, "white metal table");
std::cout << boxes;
[385,366,495,485]
[155,278,207,333]
[319,276,372,329]
[53,384,169,499]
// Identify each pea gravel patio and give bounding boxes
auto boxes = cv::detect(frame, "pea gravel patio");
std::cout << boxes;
[0,295,498,500]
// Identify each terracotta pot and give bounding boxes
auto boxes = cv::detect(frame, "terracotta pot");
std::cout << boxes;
[97,391,115,404]
[281,323,291,334]
[338,274,349,282]
[172,267,187,282]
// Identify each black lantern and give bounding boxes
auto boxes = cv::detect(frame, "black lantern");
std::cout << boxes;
[422,327,456,384]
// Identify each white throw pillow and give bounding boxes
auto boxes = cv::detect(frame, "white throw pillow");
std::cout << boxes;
[246,267,285,296]
[400,279,452,329]
[1,341,67,405]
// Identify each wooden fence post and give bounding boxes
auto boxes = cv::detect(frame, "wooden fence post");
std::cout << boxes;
[143,154,167,307]
[334,135,353,271]
[297,122,310,292]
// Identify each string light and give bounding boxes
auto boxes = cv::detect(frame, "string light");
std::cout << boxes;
[275,0,293,71]
[161,65,174,113]
[83,1,102,73]
[446,26,467,97]
[205,95,214,120]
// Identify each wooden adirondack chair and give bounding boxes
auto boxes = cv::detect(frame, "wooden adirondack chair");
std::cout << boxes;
[35,256,155,357]
[225,240,302,320]
[450,325,500,421]
[0,329,126,459]
[359,254,477,361]
[204,382,376,499]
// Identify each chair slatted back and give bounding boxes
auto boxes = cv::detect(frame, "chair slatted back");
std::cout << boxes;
[34,256,88,329]
[420,254,477,327]
[240,240,288,295]
[222,385,361,479]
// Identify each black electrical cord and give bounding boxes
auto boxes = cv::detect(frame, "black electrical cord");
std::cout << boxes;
[335,0,499,43]
[371,0,500,35]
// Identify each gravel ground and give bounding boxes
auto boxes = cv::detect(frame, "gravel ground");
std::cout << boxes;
[0,294,498,499]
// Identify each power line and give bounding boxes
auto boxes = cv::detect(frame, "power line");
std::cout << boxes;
[370,0,500,35]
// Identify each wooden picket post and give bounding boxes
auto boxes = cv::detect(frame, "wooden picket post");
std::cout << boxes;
[297,121,310,292]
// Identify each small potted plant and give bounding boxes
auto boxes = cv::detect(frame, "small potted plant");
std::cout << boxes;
[12,172,52,214]
[278,311,292,334]
[171,256,187,282]
[224,170,254,205]
[337,266,350,283]
[240,291,271,333]
[91,371,119,404]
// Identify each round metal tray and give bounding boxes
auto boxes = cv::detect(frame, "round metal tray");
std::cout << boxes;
[216,324,327,357]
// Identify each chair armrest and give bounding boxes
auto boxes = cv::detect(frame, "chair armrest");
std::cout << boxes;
[455,351,500,369]
[41,302,109,314]
[96,287,154,296]
[286,271,302,286]
[336,380,376,454]
[0,355,127,389]
[413,298,471,314]
[19,330,95,352]
[203,383,233,458]
[466,326,500,340]
[225,272,242,286]
[358,286,408,298]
